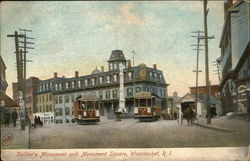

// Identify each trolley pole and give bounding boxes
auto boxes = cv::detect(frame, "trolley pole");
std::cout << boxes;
[132,51,136,110]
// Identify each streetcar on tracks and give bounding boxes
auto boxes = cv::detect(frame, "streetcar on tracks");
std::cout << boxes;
[73,94,100,124]
[134,92,162,122]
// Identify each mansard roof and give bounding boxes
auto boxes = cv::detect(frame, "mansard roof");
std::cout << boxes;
[108,50,126,62]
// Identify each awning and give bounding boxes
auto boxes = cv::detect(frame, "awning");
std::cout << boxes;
[0,93,18,107]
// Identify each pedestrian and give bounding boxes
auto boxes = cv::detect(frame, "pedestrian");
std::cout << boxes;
[37,116,43,127]
[4,109,10,127]
[11,109,18,127]
[34,116,38,128]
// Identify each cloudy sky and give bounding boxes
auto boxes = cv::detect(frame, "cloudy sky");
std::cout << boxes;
[1,1,225,97]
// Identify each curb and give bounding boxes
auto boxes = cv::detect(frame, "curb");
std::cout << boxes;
[194,123,235,132]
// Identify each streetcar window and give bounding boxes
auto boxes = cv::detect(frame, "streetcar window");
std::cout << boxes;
[95,101,99,109]
[80,101,86,109]
[135,99,139,107]
[148,99,152,107]
[139,99,146,107]
[86,101,94,109]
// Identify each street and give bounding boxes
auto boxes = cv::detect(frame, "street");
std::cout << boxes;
[1,117,250,149]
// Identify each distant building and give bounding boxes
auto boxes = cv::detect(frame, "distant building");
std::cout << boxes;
[36,49,168,124]
[219,0,250,115]
[12,77,39,121]
[189,85,220,99]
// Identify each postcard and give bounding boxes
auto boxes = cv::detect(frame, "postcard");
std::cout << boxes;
[1,1,250,161]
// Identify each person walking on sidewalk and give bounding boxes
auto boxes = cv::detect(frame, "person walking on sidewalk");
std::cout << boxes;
[11,109,18,127]
[4,109,10,127]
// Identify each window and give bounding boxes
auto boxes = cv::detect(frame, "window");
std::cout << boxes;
[65,95,69,103]
[66,107,70,115]
[55,109,59,116]
[112,90,117,98]
[78,80,81,88]
[136,87,141,93]
[59,96,62,103]
[99,91,103,99]
[59,109,63,116]
[55,84,58,90]
[46,94,48,102]
[99,77,103,84]
[106,90,110,99]
[107,75,110,83]
[92,78,95,86]
[114,75,117,82]
[128,72,132,80]
[50,82,52,89]
[46,105,49,112]
[65,82,69,89]
[46,83,48,90]
[150,72,152,79]
[127,88,133,97]
[56,96,58,104]
[50,105,52,112]
[71,95,75,102]
[72,81,75,88]
[42,95,45,102]
[59,83,62,90]
[85,79,88,86]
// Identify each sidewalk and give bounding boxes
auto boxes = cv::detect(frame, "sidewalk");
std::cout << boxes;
[194,116,250,132]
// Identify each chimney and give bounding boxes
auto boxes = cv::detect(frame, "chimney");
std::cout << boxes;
[75,71,79,78]
[54,72,58,78]
[153,64,157,70]
[127,59,131,68]
[62,75,65,78]
[101,66,104,72]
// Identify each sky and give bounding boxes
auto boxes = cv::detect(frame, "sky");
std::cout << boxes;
[1,1,225,98]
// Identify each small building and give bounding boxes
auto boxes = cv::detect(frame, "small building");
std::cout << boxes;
[177,93,222,118]
[189,85,221,99]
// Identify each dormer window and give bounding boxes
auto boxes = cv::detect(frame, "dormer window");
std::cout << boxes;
[55,84,58,90]
[65,82,69,89]
[92,78,95,86]
[72,81,75,88]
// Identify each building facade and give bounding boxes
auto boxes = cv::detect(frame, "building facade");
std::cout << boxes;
[34,73,65,124]
[36,50,168,124]
[219,0,250,115]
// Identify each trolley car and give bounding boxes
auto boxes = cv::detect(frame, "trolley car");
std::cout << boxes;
[134,92,162,121]
[73,94,100,124]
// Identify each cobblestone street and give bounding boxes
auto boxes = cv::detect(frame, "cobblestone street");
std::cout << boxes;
[1,117,250,149]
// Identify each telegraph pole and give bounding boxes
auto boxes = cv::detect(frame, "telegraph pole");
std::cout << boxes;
[18,29,34,123]
[203,0,211,124]
[191,30,204,119]
[7,30,34,130]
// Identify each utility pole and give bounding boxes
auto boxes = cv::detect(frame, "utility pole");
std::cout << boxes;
[18,29,34,124]
[7,30,34,131]
[203,0,211,124]
[191,30,204,119]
